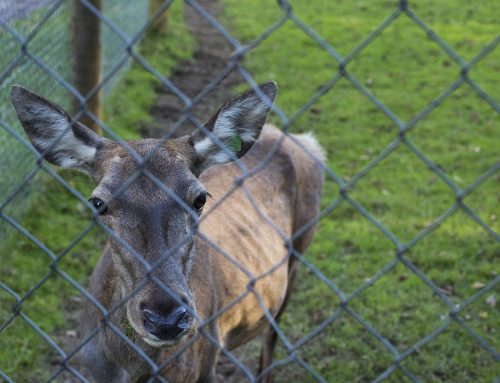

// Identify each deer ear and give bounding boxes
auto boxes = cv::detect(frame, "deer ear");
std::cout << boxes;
[10,86,102,173]
[189,82,277,172]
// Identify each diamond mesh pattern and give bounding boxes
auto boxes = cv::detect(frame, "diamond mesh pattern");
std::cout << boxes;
[0,1,498,382]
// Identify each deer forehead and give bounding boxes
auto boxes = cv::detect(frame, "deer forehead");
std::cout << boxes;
[93,141,201,204]
[97,140,189,176]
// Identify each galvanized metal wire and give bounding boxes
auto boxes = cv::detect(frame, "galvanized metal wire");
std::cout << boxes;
[0,0,498,382]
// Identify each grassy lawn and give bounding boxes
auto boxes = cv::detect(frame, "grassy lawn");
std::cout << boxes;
[221,0,499,382]
[0,2,193,381]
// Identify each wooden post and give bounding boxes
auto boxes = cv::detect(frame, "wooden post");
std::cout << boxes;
[71,0,102,134]
[148,0,170,36]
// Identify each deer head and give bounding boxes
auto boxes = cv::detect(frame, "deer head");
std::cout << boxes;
[10,82,277,347]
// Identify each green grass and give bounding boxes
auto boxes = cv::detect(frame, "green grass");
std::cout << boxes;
[221,1,498,382]
[0,173,104,382]
[0,2,193,381]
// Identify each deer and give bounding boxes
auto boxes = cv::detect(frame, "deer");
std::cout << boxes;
[10,82,324,383]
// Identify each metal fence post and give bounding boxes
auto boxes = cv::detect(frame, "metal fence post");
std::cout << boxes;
[71,0,102,134]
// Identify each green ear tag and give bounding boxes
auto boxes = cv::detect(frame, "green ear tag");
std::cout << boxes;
[228,135,242,152]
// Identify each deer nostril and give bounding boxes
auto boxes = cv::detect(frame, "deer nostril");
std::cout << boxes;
[142,306,191,340]
[142,309,157,325]
[177,307,189,330]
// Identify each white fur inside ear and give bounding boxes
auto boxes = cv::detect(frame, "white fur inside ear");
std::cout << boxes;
[213,99,266,145]
[193,99,267,158]
[210,151,231,164]
[30,106,96,168]
[193,138,232,166]
[192,90,273,169]
[193,137,213,157]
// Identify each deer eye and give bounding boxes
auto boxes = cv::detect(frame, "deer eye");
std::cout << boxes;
[89,197,108,215]
[193,192,207,212]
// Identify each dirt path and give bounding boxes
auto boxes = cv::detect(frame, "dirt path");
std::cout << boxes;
[142,0,242,139]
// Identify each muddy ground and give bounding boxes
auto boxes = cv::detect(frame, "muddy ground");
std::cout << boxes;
[142,0,242,140]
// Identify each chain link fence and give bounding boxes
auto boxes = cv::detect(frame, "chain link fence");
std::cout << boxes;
[1,0,498,382]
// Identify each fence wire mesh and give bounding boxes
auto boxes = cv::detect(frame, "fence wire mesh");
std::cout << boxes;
[0,0,498,382]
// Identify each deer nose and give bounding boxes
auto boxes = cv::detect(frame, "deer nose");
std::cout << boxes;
[142,306,190,340]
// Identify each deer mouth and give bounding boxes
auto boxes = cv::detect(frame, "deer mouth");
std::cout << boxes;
[142,320,197,348]
[126,305,196,348]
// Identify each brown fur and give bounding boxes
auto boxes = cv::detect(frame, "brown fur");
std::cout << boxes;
[10,84,324,383]
[79,125,324,382]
